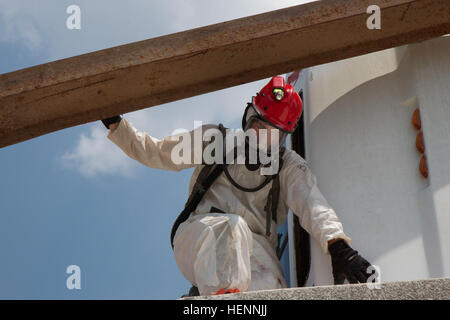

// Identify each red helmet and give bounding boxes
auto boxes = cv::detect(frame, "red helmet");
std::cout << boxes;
[243,76,303,133]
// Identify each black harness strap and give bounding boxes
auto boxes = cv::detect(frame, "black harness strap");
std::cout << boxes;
[263,147,285,236]
[170,162,223,248]
[170,125,237,248]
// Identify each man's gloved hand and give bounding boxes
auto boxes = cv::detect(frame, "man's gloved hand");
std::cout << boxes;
[328,239,373,285]
[101,115,122,129]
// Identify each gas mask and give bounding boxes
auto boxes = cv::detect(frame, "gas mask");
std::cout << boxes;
[242,103,287,171]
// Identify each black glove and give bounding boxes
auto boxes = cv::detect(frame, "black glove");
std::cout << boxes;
[101,115,122,129]
[329,239,373,285]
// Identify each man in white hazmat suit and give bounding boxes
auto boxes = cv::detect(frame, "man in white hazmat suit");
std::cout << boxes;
[101,76,373,296]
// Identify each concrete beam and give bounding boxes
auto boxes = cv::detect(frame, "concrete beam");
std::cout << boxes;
[183,277,450,300]
[1,0,449,148]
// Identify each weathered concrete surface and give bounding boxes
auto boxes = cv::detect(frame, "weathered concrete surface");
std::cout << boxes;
[1,0,450,148]
[183,278,450,300]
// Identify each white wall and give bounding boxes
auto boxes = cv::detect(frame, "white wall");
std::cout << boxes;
[289,35,450,286]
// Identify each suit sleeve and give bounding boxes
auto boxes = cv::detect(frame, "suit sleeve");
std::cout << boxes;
[282,160,351,254]
[107,118,201,172]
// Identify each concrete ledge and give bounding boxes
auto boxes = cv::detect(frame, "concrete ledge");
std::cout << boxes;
[183,278,450,300]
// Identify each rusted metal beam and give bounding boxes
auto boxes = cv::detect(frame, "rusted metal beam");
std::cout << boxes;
[1,0,449,148]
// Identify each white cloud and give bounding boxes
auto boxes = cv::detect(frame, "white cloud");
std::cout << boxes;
[61,126,136,177]
[0,2,44,51]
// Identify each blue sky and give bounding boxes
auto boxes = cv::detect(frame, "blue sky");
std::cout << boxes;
[0,0,311,299]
